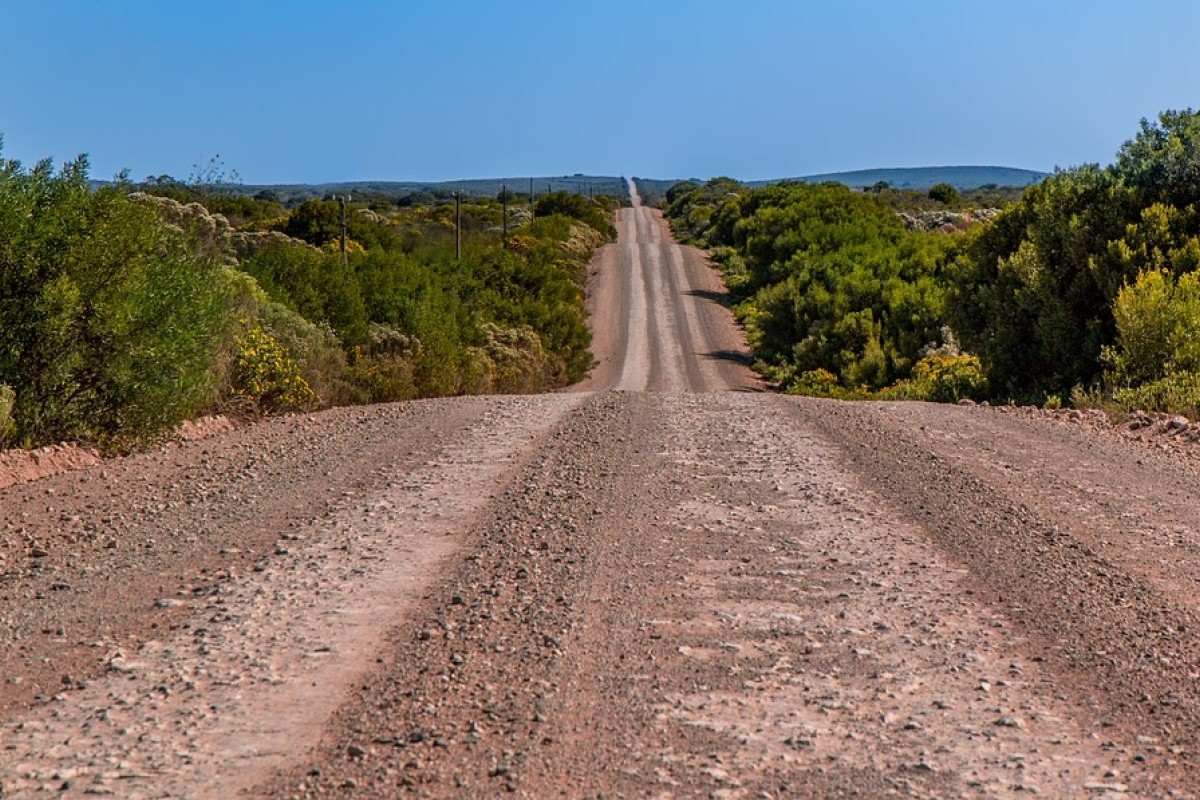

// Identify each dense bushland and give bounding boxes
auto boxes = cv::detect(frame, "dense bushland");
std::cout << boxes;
[664,179,970,398]
[0,156,229,447]
[0,147,614,450]
[665,108,1200,412]
[952,109,1200,405]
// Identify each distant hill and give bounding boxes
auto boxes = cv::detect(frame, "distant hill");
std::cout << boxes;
[751,166,1047,191]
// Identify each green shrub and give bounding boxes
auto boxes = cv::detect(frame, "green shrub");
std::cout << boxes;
[0,385,14,442]
[217,266,349,408]
[478,322,552,394]
[879,353,988,402]
[787,368,842,397]
[668,179,956,394]
[1109,268,1200,385]
[910,353,988,402]
[951,109,1200,399]
[1112,372,1200,417]
[534,192,616,240]
[0,154,229,448]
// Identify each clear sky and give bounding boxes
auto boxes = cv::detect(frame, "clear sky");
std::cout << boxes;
[2,0,1197,184]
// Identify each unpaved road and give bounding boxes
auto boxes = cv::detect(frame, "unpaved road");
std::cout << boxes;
[3,184,1200,798]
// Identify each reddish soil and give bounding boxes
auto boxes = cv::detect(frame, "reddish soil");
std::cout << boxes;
[3,181,1199,798]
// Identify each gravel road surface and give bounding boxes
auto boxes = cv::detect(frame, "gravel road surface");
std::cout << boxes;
[3,182,1199,798]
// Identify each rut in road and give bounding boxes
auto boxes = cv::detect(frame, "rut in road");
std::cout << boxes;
[3,179,1200,798]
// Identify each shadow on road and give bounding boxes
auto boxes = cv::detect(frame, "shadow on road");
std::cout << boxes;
[684,288,733,308]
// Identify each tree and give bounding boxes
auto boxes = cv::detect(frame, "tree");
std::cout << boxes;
[1116,108,1200,208]
[928,182,959,205]
[0,152,228,446]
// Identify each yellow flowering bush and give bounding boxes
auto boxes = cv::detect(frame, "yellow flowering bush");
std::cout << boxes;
[320,237,366,256]
[230,325,317,411]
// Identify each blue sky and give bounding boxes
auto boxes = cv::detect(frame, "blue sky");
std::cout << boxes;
[1,0,1197,183]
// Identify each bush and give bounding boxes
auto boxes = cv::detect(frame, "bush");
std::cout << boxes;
[0,154,229,448]
[0,385,14,442]
[910,353,988,402]
[787,368,842,397]
[879,353,988,402]
[952,109,1200,399]
[1112,372,1200,417]
[928,183,959,205]
[228,325,318,412]
[534,192,616,240]
[1108,268,1200,385]
[669,180,956,392]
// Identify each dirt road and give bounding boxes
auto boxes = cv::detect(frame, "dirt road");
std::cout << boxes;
[3,183,1200,798]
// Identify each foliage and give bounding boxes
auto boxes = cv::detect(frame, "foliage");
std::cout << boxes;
[281,198,401,250]
[952,108,1200,401]
[0,151,229,448]
[217,266,349,408]
[1112,372,1200,418]
[534,192,616,240]
[1,139,609,449]
[667,179,961,393]
[0,385,13,439]
[228,325,317,411]
[928,182,959,205]
[882,353,988,402]
[137,174,284,226]
[667,108,1200,416]
[241,240,369,346]
[1108,268,1200,385]
[786,368,842,397]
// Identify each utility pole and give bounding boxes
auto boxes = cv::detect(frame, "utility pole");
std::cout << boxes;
[335,194,350,266]
[529,177,535,219]
[501,183,508,248]
[454,192,461,261]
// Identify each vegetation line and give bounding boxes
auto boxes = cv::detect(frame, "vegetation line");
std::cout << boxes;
[661,108,1200,417]
[0,147,620,451]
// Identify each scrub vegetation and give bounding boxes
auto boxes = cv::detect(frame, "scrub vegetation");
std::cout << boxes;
[664,108,1200,415]
[0,143,615,450]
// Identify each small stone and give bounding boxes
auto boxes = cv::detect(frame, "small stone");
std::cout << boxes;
[347,743,367,759]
